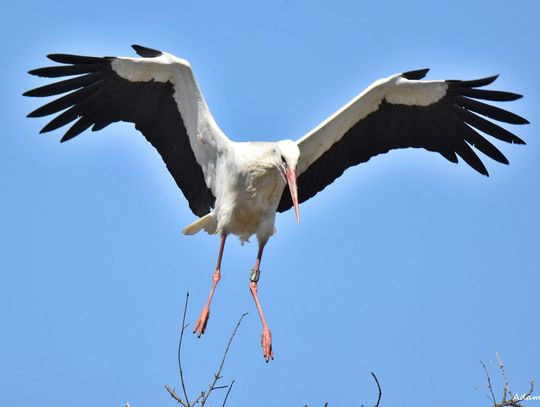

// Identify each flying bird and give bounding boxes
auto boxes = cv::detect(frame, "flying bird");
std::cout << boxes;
[25,44,528,362]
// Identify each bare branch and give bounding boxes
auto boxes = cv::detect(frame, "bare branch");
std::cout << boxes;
[493,381,535,407]
[165,295,246,407]
[481,360,497,404]
[163,291,192,407]
[178,292,191,406]
[371,372,382,407]
[191,390,205,406]
[200,312,248,406]
[221,380,235,407]
[479,353,536,407]
[164,384,189,407]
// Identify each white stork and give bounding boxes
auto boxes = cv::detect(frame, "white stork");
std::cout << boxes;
[25,45,527,362]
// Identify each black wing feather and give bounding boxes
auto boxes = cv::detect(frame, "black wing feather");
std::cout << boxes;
[25,51,214,217]
[131,44,163,58]
[401,68,430,80]
[46,54,105,64]
[27,80,105,118]
[28,63,104,78]
[23,73,102,97]
[459,88,522,102]
[455,95,528,124]
[277,72,527,212]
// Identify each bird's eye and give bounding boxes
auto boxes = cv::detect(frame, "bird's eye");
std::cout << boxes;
[280,155,287,167]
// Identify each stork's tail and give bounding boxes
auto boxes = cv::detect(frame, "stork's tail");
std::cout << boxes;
[182,213,217,235]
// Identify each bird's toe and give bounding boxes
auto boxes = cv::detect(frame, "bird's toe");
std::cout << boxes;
[261,327,274,362]
[193,305,210,337]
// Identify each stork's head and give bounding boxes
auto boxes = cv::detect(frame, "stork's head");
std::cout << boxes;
[275,140,300,223]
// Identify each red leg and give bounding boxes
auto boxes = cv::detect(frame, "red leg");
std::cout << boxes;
[193,234,227,337]
[249,241,274,362]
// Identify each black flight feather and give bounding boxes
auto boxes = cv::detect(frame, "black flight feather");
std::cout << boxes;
[132,44,163,58]
[278,71,527,212]
[25,49,214,217]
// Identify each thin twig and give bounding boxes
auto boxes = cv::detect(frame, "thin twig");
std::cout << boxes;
[164,292,191,407]
[221,380,235,407]
[371,372,382,407]
[164,384,189,407]
[496,352,510,401]
[200,312,248,406]
[178,292,191,407]
[191,390,205,406]
[494,381,535,407]
[481,360,497,404]
[165,294,245,406]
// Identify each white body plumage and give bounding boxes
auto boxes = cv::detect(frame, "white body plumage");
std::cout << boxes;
[187,140,300,243]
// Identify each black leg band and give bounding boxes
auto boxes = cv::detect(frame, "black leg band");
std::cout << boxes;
[250,267,260,283]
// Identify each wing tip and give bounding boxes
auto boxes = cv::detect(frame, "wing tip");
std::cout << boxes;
[46,53,60,62]
[513,93,524,101]
[401,68,430,80]
[27,68,42,77]
[60,133,75,143]
[131,44,163,58]
[450,74,500,88]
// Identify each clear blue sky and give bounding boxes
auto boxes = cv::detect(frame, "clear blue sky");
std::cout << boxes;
[2,1,539,406]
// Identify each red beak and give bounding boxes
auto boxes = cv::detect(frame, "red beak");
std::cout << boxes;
[285,168,300,223]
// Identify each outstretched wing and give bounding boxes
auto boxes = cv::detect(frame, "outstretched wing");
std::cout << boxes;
[278,68,527,212]
[25,45,231,217]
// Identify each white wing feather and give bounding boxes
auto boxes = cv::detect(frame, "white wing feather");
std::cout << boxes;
[111,53,231,194]
[296,73,448,174]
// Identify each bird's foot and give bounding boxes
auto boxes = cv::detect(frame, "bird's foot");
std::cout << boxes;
[261,327,274,362]
[193,305,210,337]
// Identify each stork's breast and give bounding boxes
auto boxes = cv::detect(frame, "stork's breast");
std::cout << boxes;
[246,168,284,204]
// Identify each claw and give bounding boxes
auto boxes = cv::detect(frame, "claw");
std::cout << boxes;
[193,305,210,337]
